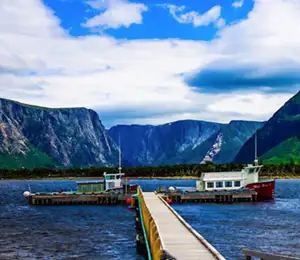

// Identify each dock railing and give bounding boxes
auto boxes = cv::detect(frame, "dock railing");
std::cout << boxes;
[155,192,225,260]
[137,187,175,260]
[243,249,300,260]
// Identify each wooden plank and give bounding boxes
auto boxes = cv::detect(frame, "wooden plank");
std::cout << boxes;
[142,192,225,260]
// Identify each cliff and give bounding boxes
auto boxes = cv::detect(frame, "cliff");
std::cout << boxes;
[0,98,118,168]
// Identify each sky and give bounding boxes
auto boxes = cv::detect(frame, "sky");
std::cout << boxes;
[0,0,300,127]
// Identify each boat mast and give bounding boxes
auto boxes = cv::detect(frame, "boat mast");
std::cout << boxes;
[118,134,122,174]
[254,131,258,166]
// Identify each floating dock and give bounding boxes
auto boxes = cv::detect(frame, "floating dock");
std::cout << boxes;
[167,190,258,203]
[26,187,258,206]
[23,173,137,206]
[26,192,133,205]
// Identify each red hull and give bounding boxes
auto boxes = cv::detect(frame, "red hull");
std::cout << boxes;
[245,180,275,201]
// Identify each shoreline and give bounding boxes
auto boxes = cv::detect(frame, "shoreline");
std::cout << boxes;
[1,175,300,181]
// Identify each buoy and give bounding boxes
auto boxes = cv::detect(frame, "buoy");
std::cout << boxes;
[23,191,31,198]
[167,199,172,204]
[126,198,132,205]
[168,186,175,192]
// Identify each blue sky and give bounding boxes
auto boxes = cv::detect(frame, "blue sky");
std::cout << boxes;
[42,0,254,40]
[0,0,299,127]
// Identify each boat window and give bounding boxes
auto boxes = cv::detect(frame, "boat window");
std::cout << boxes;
[116,175,120,179]
[234,181,241,187]
[225,181,232,187]
[248,168,255,173]
[207,182,214,188]
[216,182,223,188]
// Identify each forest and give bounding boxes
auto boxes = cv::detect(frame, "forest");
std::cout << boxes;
[0,161,299,179]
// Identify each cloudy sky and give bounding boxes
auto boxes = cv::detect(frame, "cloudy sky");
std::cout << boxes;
[0,0,299,127]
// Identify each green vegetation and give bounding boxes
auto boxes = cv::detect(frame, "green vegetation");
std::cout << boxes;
[1,161,299,180]
[0,146,56,169]
[261,136,300,164]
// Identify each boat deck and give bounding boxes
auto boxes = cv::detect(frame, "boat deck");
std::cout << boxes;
[166,189,258,203]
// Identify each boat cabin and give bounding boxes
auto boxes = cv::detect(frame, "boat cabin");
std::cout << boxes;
[75,172,124,193]
[196,164,262,192]
[103,172,124,190]
[76,180,105,193]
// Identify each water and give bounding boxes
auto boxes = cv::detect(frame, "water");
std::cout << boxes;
[0,180,140,260]
[0,179,299,259]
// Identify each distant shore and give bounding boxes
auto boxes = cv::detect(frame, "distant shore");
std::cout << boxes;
[260,175,300,179]
[1,175,300,181]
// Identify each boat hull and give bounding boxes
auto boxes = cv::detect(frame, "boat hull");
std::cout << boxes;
[245,180,275,201]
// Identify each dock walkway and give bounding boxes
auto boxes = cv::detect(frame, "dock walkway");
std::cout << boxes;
[140,191,225,260]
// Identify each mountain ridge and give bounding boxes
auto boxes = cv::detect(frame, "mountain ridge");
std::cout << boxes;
[234,91,300,164]
[109,119,264,166]
[0,98,118,169]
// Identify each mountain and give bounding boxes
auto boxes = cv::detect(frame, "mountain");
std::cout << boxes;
[108,120,264,166]
[0,98,118,169]
[199,120,265,164]
[109,120,222,166]
[234,91,300,164]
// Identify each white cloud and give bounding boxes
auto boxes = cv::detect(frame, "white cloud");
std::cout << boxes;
[207,92,293,118]
[214,0,300,57]
[0,0,64,37]
[163,4,224,28]
[0,0,299,127]
[215,18,226,28]
[83,0,148,29]
[232,0,244,8]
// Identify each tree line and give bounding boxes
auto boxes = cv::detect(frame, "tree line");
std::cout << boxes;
[0,162,299,179]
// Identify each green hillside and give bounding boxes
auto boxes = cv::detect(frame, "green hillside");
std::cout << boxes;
[0,146,56,169]
[261,136,300,164]
[234,91,300,164]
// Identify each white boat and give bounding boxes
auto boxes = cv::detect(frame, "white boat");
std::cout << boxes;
[196,164,263,192]
[195,132,275,201]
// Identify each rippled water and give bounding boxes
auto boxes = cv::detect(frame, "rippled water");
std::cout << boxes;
[0,179,299,259]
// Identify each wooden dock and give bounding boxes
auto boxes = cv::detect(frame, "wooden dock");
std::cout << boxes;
[27,193,132,205]
[166,190,258,204]
[136,188,225,260]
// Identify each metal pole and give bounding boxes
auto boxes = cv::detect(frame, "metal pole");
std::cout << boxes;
[26,180,32,193]
[255,132,257,160]
[118,134,122,174]
[254,132,258,166]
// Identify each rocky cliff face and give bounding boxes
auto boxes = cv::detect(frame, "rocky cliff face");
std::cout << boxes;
[234,91,300,164]
[0,98,118,168]
[199,120,265,164]
[109,120,264,166]
[109,120,222,166]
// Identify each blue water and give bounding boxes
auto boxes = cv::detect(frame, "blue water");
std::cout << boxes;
[0,179,299,259]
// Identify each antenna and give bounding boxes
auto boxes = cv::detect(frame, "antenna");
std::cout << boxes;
[118,134,122,174]
[254,131,258,166]
[26,180,32,193]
